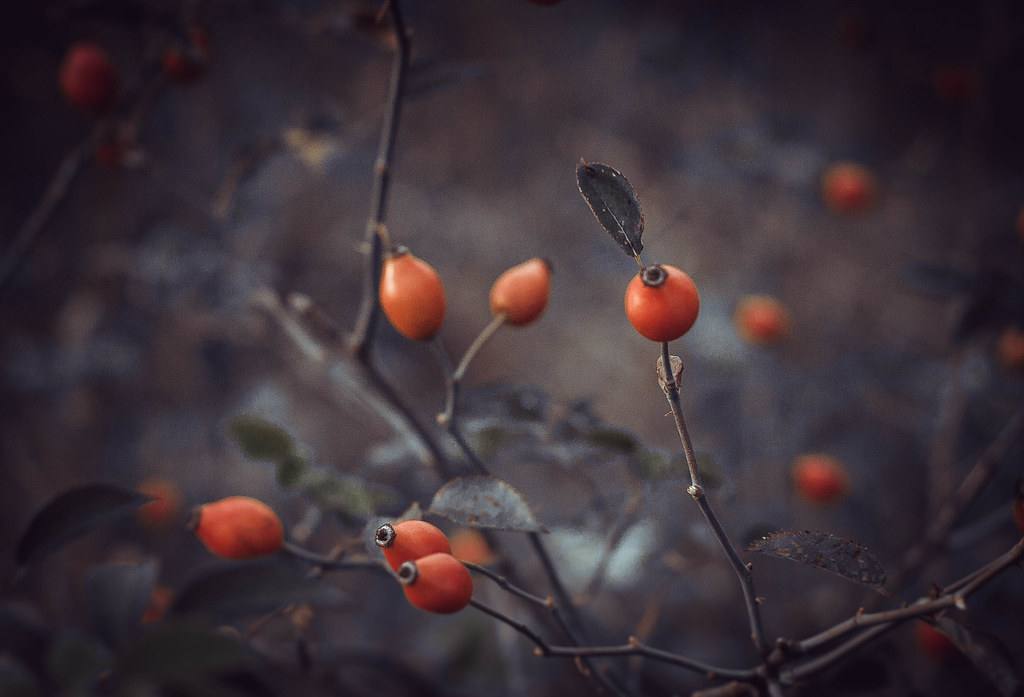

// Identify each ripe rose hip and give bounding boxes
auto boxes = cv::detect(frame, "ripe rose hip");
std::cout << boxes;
[489,257,552,327]
[449,527,493,566]
[375,520,452,572]
[397,553,473,614]
[624,264,700,342]
[915,620,958,660]
[59,42,118,114]
[821,161,876,216]
[379,248,446,341]
[734,294,791,345]
[996,326,1024,373]
[192,495,284,560]
[136,476,183,531]
[791,453,849,506]
[162,27,212,84]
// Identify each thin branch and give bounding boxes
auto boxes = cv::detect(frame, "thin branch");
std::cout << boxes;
[349,0,412,357]
[281,540,389,574]
[659,343,770,657]
[253,288,452,477]
[437,313,507,427]
[782,537,1024,682]
[0,123,109,293]
[888,406,1024,593]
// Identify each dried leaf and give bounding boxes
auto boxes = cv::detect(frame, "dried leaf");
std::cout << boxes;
[576,161,644,258]
[745,530,887,589]
[429,476,545,532]
[15,485,150,565]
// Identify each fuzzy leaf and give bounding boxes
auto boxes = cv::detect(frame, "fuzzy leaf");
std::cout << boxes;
[576,161,644,258]
[429,476,544,532]
[86,561,159,648]
[170,561,347,617]
[745,530,886,589]
[225,415,296,463]
[15,485,150,565]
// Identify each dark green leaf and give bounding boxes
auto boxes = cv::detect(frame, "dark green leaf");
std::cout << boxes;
[86,561,159,648]
[115,621,255,683]
[275,451,311,489]
[16,484,150,565]
[0,663,40,697]
[745,530,887,590]
[46,631,111,697]
[225,415,296,463]
[170,561,347,617]
[576,161,644,258]
[583,426,640,455]
[429,476,544,532]
[0,610,49,671]
[934,618,1019,697]
[297,469,397,521]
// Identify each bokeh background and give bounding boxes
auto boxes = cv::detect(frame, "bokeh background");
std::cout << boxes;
[2,1,1023,696]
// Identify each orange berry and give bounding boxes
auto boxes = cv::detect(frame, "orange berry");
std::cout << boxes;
[192,496,284,560]
[915,620,958,660]
[136,477,183,531]
[379,248,446,341]
[624,264,700,342]
[791,453,849,506]
[162,27,212,84]
[734,294,791,345]
[450,528,493,566]
[141,585,174,626]
[375,520,452,572]
[397,553,473,614]
[996,326,1024,372]
[59,42,118,114]
[821,161,877,215]
[489,257,552,327]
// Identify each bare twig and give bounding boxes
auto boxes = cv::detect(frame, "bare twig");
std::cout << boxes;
[781,537,1024,682]
[659,343,770,657]
[349,0,411,358]
[0,123,109,292]
[281,540,389,574]
[888,406,1024,593]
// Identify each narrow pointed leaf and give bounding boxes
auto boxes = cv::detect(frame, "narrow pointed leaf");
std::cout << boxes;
[745,530,887,589]
[576,161,644,258]
[86,561,159,648]
[170,561,347,617]
[16,485,150,565]
[429,476,544,532]
[934,618,1019,697]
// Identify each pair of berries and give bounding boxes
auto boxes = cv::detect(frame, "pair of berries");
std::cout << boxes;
[379,250,552,341]
[375,520,473,614]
